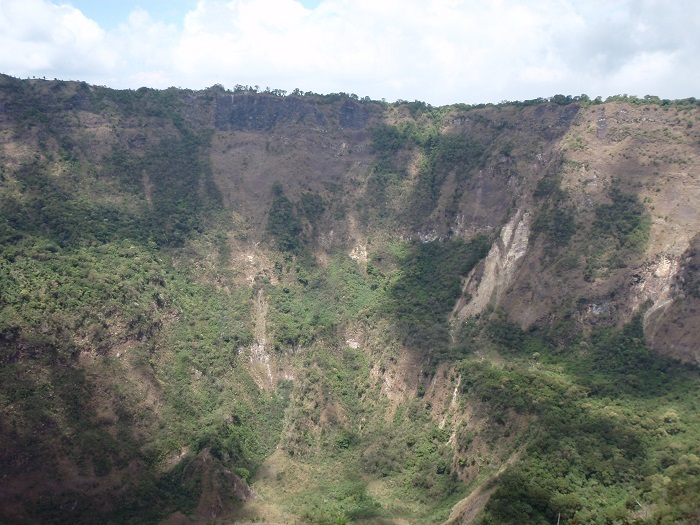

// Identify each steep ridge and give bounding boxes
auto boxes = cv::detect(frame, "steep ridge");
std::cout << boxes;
[500,101,700,363]
[1,75,700,524]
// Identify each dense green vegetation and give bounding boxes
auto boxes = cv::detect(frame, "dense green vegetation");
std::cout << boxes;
[367,123,485,224]
[267,182,303,252]
[386,237,490,364]
[457,315,700,524]
[0,240,165,353]
[592,186,650,252]
[585,185,650,280]
[532,165,577,252]
[0,229,285,522]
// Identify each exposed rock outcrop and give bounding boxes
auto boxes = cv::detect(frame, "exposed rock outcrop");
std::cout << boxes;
[456,210,531,319]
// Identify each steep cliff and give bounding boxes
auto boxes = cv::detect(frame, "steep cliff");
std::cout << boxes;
[1,75,700,524]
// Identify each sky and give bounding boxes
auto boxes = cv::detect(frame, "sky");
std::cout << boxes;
[0,0,698,106]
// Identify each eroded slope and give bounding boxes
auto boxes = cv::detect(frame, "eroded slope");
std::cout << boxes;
[1,76,700,524]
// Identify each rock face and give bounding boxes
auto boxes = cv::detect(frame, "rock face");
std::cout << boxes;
[214,93,329,132]
[642,235,700,364]
[213,92,370,133]
[456,210,531,319]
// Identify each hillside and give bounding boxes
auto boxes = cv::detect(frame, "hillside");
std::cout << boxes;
[1,74,699,524]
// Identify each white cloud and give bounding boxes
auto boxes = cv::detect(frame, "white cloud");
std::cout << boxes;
[0,0,697,104]
[0,0,117,79]
[103,9,179,87]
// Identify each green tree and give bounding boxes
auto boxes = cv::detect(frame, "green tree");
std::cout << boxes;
[267,182,302,252]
